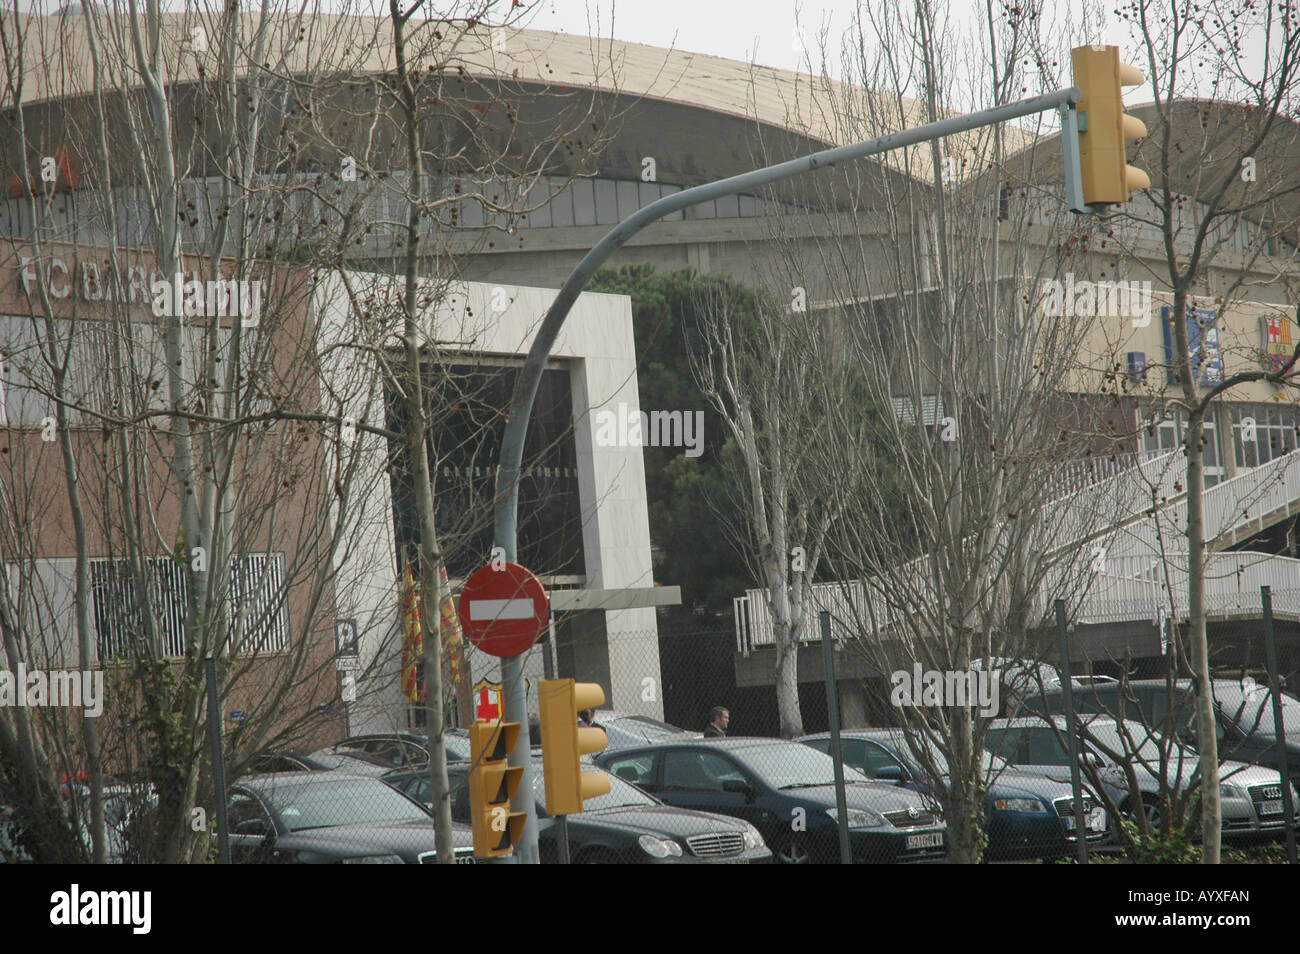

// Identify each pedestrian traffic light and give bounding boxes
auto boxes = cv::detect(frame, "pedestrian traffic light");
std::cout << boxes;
[1071,44,1150,206]
[467,719,526,858]
[538,679,611,815]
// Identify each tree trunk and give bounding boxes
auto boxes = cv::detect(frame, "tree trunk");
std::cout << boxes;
[392,1,454,862]
[1184,412,1221,862]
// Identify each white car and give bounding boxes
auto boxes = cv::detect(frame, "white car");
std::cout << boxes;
[985,715,1297,837]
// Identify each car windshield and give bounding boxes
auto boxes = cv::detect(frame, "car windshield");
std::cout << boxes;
[733,743,871,789]
[882,734,1007,775]
[1215,682,1300,738]
[1083,722,1194,763]
[608,715,684,740]
[530,766,656,814]
[263,778,431,831]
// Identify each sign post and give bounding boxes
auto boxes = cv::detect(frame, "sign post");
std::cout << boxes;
[458,561,549,864]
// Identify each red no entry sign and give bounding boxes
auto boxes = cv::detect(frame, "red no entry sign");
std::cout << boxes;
[458,561,548,658]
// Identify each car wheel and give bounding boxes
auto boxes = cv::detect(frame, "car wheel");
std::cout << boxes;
[1126,796,1162,832]
[776,837,813,864]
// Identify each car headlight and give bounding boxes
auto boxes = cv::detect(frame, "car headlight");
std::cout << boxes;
[741,822,765,851]
[638,834,683,858]
[825,807,887,828]
[992,798,1049,814]
[1220,784,1246,800]
[340,853,404,864]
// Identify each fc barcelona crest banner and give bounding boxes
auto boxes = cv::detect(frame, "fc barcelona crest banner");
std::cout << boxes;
[1261,313,1296,374]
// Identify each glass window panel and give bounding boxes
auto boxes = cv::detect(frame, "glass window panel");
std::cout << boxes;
[571,178,596,226]
[637,181,659,210]
[549,178,574,227]
[593,179,618,224]
[714,194,740,218]
[694,200,716,219]
[616,180,640,219]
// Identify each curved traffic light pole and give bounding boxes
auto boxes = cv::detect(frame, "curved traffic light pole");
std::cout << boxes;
[494,85,1083,863]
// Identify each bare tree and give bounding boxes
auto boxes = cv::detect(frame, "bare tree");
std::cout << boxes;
[715,0,1137,862]
[0,1,621,862]
[1089,3,1300,862]
[688,276,866,740]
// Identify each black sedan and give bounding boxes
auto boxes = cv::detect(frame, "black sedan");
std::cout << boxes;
[383,759,771,863]
[590,711,702,749]
[594,738,947,864]
[225,773,475,863]
[310,730,473,769]
[798,729,1110,861]
[248,750,396,776]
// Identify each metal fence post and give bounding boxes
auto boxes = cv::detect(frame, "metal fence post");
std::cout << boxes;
[204,657,230,865]
[820,611,852,864]
[1055,600,1089,864]
[1261,585,1297,864]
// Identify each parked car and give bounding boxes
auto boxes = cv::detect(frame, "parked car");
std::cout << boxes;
[984,715,1299,839]
[798,729,1109,860]
[224,772,475,863]
[969,657,1117,716]
[590,710,701,749]
[593,738,947,863]
[384,759,770,863]
[310,729,473,770]
[1020,677,1300,782]
[249,750,395,775]
[3,783,156,863]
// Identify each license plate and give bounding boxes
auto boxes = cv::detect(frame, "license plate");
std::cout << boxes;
[1259,799,1283,817]
[1065,810,1105,831]
[906,832,943,850]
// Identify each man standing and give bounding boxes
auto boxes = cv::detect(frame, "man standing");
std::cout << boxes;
[703,706,729,738]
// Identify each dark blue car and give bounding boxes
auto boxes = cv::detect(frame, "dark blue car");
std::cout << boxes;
[594,738,948,864]
[798,729,1111,861]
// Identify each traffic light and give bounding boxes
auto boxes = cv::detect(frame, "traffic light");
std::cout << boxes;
[538,679,611,815]
[467,719,526,858]
[1071,44,1150,206]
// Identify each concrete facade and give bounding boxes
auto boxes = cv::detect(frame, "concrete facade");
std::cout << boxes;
[312,274,663,732]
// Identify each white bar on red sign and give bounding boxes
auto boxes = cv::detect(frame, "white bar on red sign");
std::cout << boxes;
[469,598,535,620]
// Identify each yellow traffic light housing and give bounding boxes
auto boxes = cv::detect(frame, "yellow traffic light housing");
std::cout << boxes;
[538,679,611,815]
[467,719,526,858]
[1071,45,1150,206]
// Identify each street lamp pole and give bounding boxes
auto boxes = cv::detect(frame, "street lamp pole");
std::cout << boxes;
[495,86,1083,862]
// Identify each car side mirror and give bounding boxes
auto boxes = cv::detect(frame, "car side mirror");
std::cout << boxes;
[234,818,270,838]
[873,765,908,785]
[722,778,756,801]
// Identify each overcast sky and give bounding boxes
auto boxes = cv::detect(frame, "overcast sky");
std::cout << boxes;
[16,0,1271,104]
[514,0,1131,76]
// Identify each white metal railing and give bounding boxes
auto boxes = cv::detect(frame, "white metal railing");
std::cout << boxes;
[1076,552,1300,623]
[734,448,1300,650]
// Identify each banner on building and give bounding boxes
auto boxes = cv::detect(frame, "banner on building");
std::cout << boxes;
[400,565,424,706]
[1162,306,1222,387]
[1261,313,1296,374]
